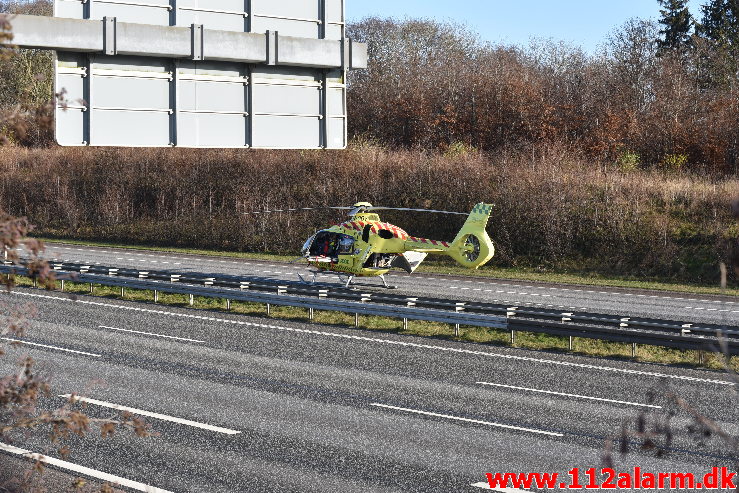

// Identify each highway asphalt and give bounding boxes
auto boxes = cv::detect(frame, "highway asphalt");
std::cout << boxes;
[34,243,739,326]
[0,283,737,492]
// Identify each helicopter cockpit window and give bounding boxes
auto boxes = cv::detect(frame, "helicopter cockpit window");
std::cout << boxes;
[338,235,354,254]
[308,232,354,258]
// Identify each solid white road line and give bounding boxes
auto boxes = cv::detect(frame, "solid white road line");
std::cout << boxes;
[471,483,528,492]
[99,325,205,343]
[7,290,734,386]
[0,337,101,357]
[0,443,173,493]
[60,394,241,435]
[476,382,662,409]
[370,403,563,437]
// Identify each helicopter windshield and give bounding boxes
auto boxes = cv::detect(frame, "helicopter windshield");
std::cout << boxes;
[307,231,354,258]
[301,234,316,256]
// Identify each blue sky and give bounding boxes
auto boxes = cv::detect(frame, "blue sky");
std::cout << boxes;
[347,0,705,52]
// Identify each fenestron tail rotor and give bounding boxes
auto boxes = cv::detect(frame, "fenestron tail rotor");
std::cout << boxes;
[462,234,481,262]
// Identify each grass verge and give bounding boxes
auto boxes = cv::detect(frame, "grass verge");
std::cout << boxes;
[11,274,739,373]
[33,236,739,297]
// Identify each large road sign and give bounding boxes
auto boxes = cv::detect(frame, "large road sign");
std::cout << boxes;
[33,0,366,148]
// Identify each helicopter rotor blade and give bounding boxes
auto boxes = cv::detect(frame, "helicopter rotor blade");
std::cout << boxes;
[364,207,468,216]
[243,207,352,215]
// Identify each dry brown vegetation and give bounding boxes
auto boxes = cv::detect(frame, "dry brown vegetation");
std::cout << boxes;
[0,1,54,147]
[348,18,739,172]
[0,143,735,284]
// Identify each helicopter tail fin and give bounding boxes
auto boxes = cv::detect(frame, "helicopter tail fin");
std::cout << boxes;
[447,203,495,269]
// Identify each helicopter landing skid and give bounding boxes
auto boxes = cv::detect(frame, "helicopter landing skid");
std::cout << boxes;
[297,271,397,289]
[378,275,397,289]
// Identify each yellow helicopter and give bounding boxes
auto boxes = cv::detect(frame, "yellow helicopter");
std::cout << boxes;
[294,202,496,288]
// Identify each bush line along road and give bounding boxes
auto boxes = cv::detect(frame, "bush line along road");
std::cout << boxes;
[3,145,738,287]
[0,243,737,491]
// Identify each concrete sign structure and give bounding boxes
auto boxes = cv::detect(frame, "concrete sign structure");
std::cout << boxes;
[7,1,366,148]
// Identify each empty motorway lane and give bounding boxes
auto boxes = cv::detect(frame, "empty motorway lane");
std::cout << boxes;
[0,285,736,492]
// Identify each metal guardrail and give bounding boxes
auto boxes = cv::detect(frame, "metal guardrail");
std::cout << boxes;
[1,265,507,330]
[3,263,739,356]
[35,260,739,335]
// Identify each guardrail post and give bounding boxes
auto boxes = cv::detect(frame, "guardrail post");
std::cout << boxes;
[507,307,518,345]
[681,323,699,362]
[454,303,465,337]
[154,289,159,303]
[404,298,417,331]
[170,274,182,303]
[107,267,123,297]
[355,293,371,328]
[60,279,65,291]
[138,272,148,300]
[266,303,271,316]
[687,324,701,364]
[109,268,119,296]
[78,266,91,292]
[632,343,637,359]
[562,313,573,350]
[189,294,194,306]
[226,299,231,311]
[312,289,328,320]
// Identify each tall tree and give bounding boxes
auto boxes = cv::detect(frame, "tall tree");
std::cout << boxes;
[695,0,739,87]
[696,0,739,47]
[656,0,694,52]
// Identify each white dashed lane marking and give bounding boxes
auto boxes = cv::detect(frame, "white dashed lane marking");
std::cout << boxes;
[476,382,661,408]
[0,443,173,493]
[60,395,241,434]
[370,403,563,437]
[1,337,101,357]
[99,325,205,343]
[6,291,733,386]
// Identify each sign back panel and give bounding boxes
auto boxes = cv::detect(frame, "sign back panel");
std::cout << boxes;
[54,0,348,149]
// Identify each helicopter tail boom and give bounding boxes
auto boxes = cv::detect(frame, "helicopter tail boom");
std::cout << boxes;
[400,203,495,270]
